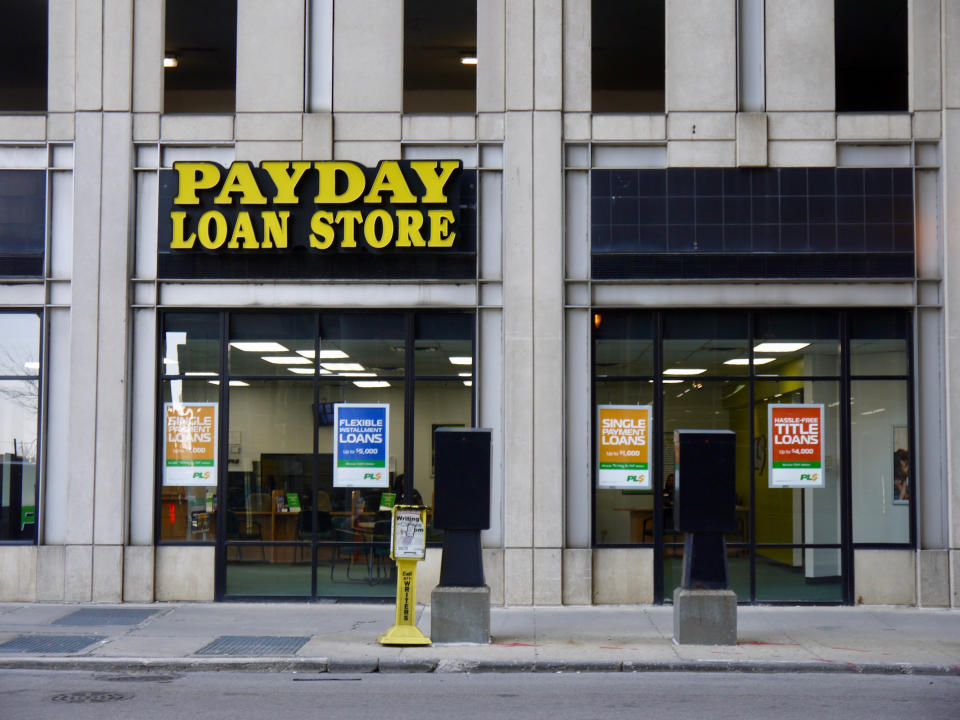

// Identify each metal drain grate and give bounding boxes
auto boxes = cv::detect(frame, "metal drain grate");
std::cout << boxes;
[196,635,310,656]
[54,608,157,626]
[51,691,131,704]
[0,635,104,654]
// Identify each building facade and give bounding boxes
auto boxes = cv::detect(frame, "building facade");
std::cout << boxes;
[1,0,958,607]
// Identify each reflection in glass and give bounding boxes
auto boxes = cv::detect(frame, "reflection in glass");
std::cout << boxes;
[0,313,41,377]
[850,311,908,376]
[0,379,39,540]
[851,380,910,543]
[415,380,472,539]
[163,313,220,377]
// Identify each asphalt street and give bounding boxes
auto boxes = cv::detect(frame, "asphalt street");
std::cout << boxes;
[2,670,959,720]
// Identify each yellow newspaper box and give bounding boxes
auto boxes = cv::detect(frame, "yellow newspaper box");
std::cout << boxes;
[378,505,430,646]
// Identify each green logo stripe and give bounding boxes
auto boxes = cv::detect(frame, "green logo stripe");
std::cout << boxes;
[338,460,383,468]
[166,459,214,467]
[599,462,647,470]
[773,461,821,469]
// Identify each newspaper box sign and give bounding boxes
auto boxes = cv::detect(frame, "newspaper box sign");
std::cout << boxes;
[392,507,426,560]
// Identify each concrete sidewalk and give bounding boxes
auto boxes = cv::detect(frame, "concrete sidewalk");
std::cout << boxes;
[0,602,958,675]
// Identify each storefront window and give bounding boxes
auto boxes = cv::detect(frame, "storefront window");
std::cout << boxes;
[0,312,41,542]
[592,308,912,603]
[156,309,474,600]
[225,379,315,597]
[851,380,910,543]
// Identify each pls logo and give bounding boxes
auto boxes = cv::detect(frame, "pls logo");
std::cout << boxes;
[192,471,211,480]
[363,472,383,481]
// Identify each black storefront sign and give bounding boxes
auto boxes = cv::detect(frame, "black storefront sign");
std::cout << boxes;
[157,160,476,280]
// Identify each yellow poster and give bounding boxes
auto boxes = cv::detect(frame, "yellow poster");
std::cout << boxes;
[164,403,218,487]
[597,405,653,489]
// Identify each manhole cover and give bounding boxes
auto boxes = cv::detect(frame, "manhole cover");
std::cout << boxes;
[51,691,131,704]
[54,608,157,626]
[196,635,310,656]
[0,635,104,654]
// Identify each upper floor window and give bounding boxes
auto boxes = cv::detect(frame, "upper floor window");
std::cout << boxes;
[0,0,47,112]
[835,0,907,112]
[592,0,664,112]
[403,0,476,113]
[0,170,46,278]
[164,0,237,113]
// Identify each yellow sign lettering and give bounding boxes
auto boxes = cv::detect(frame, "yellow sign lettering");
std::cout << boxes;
[173,162,220,205]
[227,211,259,249]
[363,161,416,204]
[395,210,426,247]
[197,211,228,249]
[261,161,311,204]
[410,160,459,203]
[315,162,365,204]
[364,209,394,249]
[170,211,197,248]
[309,210,336,249]
[261,211,290,249]
[214,163,267,205]
[336,210,363,248]
[427,209,456,247]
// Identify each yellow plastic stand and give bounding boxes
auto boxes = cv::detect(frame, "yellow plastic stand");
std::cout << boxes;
[378,558,431,645]
[378,505,430,646]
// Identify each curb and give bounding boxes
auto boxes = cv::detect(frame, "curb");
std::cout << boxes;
[1,656,958,676]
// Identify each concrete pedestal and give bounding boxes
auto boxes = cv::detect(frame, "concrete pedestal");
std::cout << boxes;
[430,585,490,644]
[672,587,737,645]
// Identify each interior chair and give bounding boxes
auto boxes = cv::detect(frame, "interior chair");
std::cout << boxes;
[225,509,265,562]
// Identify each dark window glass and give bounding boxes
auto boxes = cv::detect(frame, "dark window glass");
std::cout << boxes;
[0,171,46,278]
[0,0,47,112]
[164,0,237,113]
[835,0,907,112]
[404,0,476,113]
[591,168,914,280]
[592,0,664,112]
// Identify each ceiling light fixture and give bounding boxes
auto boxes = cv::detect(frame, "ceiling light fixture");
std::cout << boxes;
[322,362,366,372]
[663,368,707,375]
[723,357,777,366]
[353,380,390,388]
[208,380,249,387]
[163,54,178,69]
[753,342,810,353]
[288,368,315,375]
[449,356,473,365]
[230,342,289,353]
[262,355,312,365]
[460,55,478,66]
